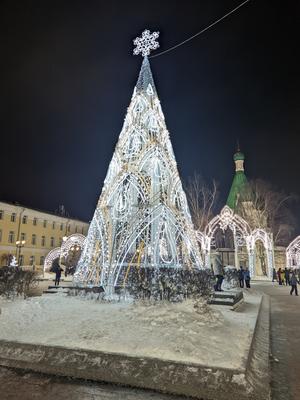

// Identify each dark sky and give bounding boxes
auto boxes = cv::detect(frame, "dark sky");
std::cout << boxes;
[1,1,299,228]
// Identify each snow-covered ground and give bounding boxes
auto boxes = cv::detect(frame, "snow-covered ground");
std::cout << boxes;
[0,291,261,369]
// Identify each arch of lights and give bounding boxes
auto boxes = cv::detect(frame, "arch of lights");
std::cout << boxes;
[286,236,300,268]
[44,247,61,272]
[74,30,203,293]
[44,234,86,272]
[197,206,273,279]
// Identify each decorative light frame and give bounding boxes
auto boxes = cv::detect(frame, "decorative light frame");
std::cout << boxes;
[74,53,203,294]
[43,234,86,272]
[286,235,300,268]
[197,206,274,279]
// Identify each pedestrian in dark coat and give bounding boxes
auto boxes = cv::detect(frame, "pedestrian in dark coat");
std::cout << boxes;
[284,267,290,286]
[277,268,282,285]
[214,253,224,292]
[272,268,277,282]
[238,266,244,288]
[244,268,251,288]
[55,265,63,286]
[290,271,299,296]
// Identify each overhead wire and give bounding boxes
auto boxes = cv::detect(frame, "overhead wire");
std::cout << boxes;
[149,0,251,58]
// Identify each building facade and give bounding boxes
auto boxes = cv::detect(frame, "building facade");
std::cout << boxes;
[0,202,89,267]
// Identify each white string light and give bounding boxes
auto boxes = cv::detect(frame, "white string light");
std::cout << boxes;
[286,236,300,269]
[74,48,203,293]
[197,206,274,279]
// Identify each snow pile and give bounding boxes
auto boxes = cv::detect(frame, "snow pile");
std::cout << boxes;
[0,292,261,369]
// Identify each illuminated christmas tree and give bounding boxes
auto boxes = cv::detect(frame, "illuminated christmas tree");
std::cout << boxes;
[74,30,203,293]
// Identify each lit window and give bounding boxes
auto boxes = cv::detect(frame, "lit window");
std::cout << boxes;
[29,255,35,265]
[52,221,55,229]
[11,213,16,222]
[43,220,47,228]
[50,237,55,247]
[21,232,26,241]
[22,215,27,224]
[41,236,46,246]
[40,256,45,265]
[31,234,36,245]
[0,210,3,220]
[33,217,37,226]
[8,231,15,243]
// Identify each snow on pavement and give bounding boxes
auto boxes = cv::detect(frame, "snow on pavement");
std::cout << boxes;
[0,292,261,369]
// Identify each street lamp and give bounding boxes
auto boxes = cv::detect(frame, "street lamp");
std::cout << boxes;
[70,245,81,252]
[16,240,26,266]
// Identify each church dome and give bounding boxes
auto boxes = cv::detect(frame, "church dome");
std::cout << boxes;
[233,151,245,161]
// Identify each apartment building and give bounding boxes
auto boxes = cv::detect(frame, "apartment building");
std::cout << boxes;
[0,201,89,267]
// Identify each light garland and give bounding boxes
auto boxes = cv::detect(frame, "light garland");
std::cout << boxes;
[286,236,300,269]
[74,30,203,292]
[44,234,86,272]
[197,206,274,279]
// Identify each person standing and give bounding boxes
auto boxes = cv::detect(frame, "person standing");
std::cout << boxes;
[272,268,277,282]
[284,267,290,286]
[214,252,224,292]
[55,265,63,287]
[277,268,282,285]
[244,268,251,288]
[281,268,286,285]
[238,266,244,288]
[290,271,299,296]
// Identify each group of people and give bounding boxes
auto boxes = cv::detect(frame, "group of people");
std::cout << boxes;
[238,266,251,289]
[213,252,251,292]
[274,267,299,296]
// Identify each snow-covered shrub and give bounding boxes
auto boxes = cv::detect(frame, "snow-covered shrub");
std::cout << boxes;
[0,267,37,298]
[124,267,214,302]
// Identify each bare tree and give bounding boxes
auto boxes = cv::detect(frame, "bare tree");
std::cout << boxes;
[185,173,219,231]
[236,179,297,246]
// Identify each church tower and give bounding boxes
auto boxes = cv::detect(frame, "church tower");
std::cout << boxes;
[226,148,247,210]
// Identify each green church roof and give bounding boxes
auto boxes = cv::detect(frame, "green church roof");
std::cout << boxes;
[226,171,247,209]
[226,151,247,210]
[233,151,245,161]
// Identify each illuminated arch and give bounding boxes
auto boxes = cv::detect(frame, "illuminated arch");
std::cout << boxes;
[112,203,202,289]
[44,234,86,272]
[197,206,274,279]
[43,248,61,272]
[61,234,86,257]
[249,229,273,279]
[286,236,300,268]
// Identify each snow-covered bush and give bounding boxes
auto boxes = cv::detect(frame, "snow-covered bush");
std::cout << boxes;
[0,267,37,298]
[124,267,214,302]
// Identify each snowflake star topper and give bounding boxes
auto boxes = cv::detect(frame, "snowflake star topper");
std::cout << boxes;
[133,29,160,57]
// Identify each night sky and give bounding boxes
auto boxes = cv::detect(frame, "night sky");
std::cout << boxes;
[1,1,299,228]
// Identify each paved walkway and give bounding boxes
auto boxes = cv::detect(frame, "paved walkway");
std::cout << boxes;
[0,367,185,400]
[0,282,299,399]
[253,282,300,400]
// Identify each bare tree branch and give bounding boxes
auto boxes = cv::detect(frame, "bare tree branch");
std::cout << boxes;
[236,178,298,246]
[185,173,219,232]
